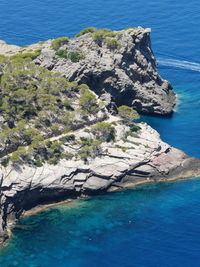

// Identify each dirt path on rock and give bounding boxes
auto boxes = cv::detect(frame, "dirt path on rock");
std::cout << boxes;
[49,115,120,142]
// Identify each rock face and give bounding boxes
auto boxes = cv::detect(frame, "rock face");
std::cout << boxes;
[0,28,197,245]
[34,28,176,115]
[0,122,200,243]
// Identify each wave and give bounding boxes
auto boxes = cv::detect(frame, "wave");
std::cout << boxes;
[157,58,200,72]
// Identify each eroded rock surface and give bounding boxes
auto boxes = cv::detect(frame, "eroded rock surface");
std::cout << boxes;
[34,28,176,115]
[0,122,199,243]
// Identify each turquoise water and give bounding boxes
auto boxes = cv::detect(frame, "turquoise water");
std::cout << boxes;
[1,179,200,267]
[0,0,200,266]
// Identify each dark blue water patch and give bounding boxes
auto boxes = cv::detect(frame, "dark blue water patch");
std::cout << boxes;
[1,0,200,62]
[1,178,200,267]
[141,67,200,157]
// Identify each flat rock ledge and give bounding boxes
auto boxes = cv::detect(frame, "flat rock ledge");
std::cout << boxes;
[0,122,200,244]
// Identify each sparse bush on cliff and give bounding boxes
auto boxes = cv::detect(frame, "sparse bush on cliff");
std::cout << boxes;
[51,37,69,50]
[10,49,42,60]
[78,84,89,91]
[34,159,43,167]
[118,105,140,125]
[115,144,127,152]
[76,27,96,37]
[129,123,141,132]
[55,49,68,59]
[64,152,74,159]
[55,49,85,62]
[79,88,99,115]
[10,147,27,163]
[92,122,116,142]
[1,157,10,167]
[92,29,117,46]
[0,55,103,165]
[105,38,121,50]
[78,138,102,162]
[67,51,85,62]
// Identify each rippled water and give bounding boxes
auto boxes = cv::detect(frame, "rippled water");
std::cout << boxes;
[0,0,200,266]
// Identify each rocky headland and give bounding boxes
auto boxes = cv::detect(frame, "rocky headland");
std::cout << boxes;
[0,27,199,244]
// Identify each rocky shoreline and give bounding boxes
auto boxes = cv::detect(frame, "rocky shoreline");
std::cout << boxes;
[0,27,199,245]
[1,159,200,247]
[1,121,200,245]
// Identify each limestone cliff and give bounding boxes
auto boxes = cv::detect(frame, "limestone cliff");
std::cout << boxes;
[0,121,200,244]
[33,27,175,115]
[0,27,198,245]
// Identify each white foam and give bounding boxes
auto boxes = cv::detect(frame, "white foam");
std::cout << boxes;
[157,58,200,72]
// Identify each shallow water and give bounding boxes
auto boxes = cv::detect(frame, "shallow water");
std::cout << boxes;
[1,178,200,267]
[0,0,200,266]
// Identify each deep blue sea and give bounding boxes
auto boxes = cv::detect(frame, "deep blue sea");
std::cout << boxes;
[0,0,200,266]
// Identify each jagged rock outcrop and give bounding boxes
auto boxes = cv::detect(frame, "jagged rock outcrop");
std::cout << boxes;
[34,28,176,115]
[0,121,200,244]
[0,28,198,246]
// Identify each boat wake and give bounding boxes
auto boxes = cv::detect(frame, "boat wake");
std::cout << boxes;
[157,58,200,72]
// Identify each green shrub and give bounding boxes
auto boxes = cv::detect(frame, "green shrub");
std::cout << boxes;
[92,122,115,142]
[68,51,85,62]
[34,160,43,167]
[129,123,141,132]
[118,105,140,125]
[64,152,74,159]
[55,49,68,58]
[115,145,127,152]
[47,157,59,165]
[78,84,89,90]
[51,37,69,50]
[125,131,139,138]
[105,38,121,50]
[78,151,88,161]
[10,147,26,163]
[92,29,117,46]
[132,141,140,146]
[1,157,10,167]
[62,99,72,110]
[79,89,99,115]
[92,29,111,45]
[60,134,75,143]
[76,27,96,37]
[10,49,42,60]
[78,138,101,161]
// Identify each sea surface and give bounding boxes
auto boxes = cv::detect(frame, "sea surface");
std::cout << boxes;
[0,0,200,266]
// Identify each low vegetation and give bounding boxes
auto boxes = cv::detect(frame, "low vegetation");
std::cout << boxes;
[118,105,140,125]
[67,51,85,62]
[105,38,121,50]
[55,49,68,59]
[79,88,100,115]
[0,27,144,167]
[55,49,85,62]
[0,55,103,165]
[91,122,115,142]
[51,37,69,50]
[10,49,42,60]
[76,27,96,37]
[92,29,118,46]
